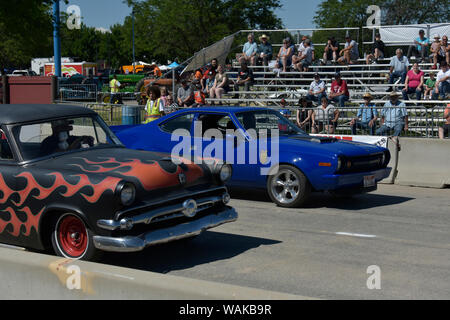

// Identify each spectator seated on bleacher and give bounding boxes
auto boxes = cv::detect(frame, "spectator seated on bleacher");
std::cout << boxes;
[329,72,350,108]
[430,34,444,69]
[296,97,313,132]
[177,80,195,108]
[350,93,378,136]
[442,36,450,65]
[311,96,339,134]
[164,94,179,114]
[275,38,294,72]
[433,61,450,100]
[338,35,359,65]
[292,39,313,72]
[293,36,315,67]
[193,81,206,108]
[209,64,230,105]
[402,63,424,101]
[388,49,410,90]
[306,73,327,104]
[407,29,430,63]
[257,34,273,67]
[323,37,339,65]
[200,58,218,93]
[232,62,254,99]
[376,91,408,137]
[439,104,450,139]
[424,72,436,100]
[366,33,385,65]
[239,33,258,66]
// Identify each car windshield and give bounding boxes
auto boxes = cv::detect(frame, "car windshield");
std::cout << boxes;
[13,115,123,161]
[235,109,307,137]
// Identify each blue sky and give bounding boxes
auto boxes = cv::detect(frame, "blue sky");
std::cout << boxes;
[61,0,322,31]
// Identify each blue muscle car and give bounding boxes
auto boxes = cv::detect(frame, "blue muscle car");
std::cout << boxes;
[112,107,391,208]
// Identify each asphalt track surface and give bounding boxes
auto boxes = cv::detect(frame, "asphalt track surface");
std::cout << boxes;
[102,184,450,299]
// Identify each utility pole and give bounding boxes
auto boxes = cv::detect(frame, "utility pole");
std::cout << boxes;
[132,8,136,74]
[53,0,62,77]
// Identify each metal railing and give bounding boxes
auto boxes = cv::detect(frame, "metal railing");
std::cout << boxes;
[80,102,448,139]
[58,83,98,101]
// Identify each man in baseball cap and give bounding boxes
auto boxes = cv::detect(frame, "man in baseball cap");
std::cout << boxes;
[306,72,327,104]
[350,92,378,135]
[329,71,350,108]
[376,91,408,136]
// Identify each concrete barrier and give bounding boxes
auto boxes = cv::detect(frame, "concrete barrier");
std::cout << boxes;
[380,136,399,184]
[0,247,310,300]
[395,138,450,188]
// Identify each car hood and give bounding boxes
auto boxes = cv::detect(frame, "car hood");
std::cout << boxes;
[278,135,385,157]
[27,147,209,195]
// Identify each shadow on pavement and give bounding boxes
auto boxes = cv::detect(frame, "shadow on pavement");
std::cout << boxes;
[101,231,281,273]
[229,188,414,210]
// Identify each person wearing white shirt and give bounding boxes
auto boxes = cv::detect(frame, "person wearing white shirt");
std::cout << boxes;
[432,61,450,100]
[306,73,327,103]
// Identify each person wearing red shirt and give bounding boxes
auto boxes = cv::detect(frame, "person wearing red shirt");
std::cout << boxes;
[402,63,424,100]
[329,72,350,108]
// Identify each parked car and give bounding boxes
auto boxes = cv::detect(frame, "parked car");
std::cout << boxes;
[8,70,37,76]
[0,104,237,260]
[112,107,392,208]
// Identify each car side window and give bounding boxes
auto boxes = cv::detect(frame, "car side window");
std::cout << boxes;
[0,130,14,160]
[159,113,194,134]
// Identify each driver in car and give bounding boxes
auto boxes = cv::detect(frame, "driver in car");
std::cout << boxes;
[40,120,94,155]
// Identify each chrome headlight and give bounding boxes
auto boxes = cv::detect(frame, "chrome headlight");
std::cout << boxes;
[218,164,232,183]
[118,182,136,206]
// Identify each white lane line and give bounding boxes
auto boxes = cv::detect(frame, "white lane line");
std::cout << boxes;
[335,232,377,238]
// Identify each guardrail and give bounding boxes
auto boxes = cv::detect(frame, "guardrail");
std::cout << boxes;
[0,247,307,299]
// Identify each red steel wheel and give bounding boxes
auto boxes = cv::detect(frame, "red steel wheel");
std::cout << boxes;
[51,213,103,261]
[57,214,88,258]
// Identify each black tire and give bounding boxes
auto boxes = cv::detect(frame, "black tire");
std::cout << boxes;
[51,213,102,261]
[267,165,311,208]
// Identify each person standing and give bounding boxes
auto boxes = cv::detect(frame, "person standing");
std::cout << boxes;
[296,97,313,132]
[350,93,378,135]
[109,74,121,104]
[144,86,165,123]
[376,91,408,136]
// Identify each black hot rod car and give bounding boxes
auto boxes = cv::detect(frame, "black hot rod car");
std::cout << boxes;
[0,104,237,260]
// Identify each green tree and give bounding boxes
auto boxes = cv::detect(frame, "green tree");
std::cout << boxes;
[124,0,283,63]
[0,0,56,69]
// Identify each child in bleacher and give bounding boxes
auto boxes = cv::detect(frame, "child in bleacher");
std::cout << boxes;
[424,73,436,100]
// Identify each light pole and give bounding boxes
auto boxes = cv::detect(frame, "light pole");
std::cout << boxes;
[132,8,136,74]
[53,0,61,77]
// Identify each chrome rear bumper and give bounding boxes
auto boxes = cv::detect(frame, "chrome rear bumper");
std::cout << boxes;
[92,206,237,253]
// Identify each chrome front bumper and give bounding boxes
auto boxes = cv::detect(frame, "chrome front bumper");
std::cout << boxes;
[92,206,238,253]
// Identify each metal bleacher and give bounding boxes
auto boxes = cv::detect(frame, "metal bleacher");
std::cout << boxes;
[204,58,448,137]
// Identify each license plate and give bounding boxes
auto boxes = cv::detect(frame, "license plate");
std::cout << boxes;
[364,175,376,188]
